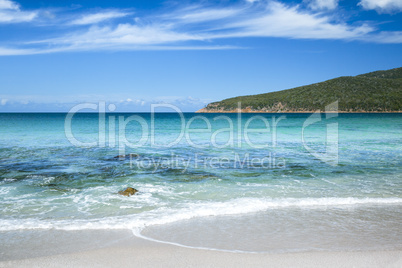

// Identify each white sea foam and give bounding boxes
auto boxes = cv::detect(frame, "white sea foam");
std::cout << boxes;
[0,197,401,232]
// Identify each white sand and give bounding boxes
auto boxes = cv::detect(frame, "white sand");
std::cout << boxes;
[1,236,401,268]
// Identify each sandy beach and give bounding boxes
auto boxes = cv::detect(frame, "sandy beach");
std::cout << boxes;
[1,239,401,268]
[0,229,401,268]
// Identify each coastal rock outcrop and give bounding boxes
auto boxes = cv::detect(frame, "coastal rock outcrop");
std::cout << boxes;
[118,187,138,196]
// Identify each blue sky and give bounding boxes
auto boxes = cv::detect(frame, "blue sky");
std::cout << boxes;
[0,0,401,112]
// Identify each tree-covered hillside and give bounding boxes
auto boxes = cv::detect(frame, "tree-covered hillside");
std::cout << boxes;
[199,67,402,112]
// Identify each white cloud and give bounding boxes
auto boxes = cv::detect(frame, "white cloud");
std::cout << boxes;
[0,44,238,55]
[359,0,402,13]
[119,98,149,107]
[174,8,240,23]
[0,10,37,23]
[37,23,204,50]
[26,1,375,52]
[306,0,339,10]
[0,95,211,112]
[71,11,131,25]
[0,0,18,10]
[0,0,400,54]
[217,1,372,40]
[0,0,37,23]
[0,47,38,55]
[365,31,402,43]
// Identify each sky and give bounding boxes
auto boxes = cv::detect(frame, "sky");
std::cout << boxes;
[0,0,401,112]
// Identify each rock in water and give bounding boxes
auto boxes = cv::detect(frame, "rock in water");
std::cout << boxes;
[114,153,139,160]
[118,187,138,196]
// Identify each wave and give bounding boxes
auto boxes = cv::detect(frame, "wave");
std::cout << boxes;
[0,197,401,231]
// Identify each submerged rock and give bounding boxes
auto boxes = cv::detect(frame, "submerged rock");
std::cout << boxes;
[114,153,139,160]
[118,187,138,196]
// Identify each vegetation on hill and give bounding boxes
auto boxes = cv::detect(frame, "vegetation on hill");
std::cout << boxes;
[199,67,402,112]
[357,67,402,79]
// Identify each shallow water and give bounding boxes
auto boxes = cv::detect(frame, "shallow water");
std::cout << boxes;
[0,112,401,253]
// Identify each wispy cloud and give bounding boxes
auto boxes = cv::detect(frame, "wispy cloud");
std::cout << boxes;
[70,10,131,25]
[43,24,204,46]
[212,1,372,40]
[0,0,37,23]
[0,47,38,55]
[0,0,401,55]
[305,0,339,10]
[0,94,211,112]
[365,31,402,43]
[359,0,402,13]
[172,6,242,23]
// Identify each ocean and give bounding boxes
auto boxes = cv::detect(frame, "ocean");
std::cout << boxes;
[0,112,401,254]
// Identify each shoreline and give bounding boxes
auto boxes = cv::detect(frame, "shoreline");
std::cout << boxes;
[1,204,401,266]
[1,230,401,268]
[2,205,401,267]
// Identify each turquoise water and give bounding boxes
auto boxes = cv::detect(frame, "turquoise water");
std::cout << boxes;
[0,113,401,252]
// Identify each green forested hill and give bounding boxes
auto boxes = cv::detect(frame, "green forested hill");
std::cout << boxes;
[357,67,402,79]
[199,67,402,112]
